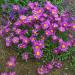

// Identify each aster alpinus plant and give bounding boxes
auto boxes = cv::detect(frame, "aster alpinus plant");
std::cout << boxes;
[0,0,75,75]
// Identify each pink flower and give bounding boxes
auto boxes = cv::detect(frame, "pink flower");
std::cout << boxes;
[12,37,19,44]
[22,52,29,62]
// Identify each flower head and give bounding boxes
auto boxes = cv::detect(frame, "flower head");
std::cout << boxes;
[12,37,19,44]
[22,52,29,62]
[34,50,43,59]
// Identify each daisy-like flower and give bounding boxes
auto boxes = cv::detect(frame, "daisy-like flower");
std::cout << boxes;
[6,60,16,69]
[54,61,62,69]
[61,22,68,28]
[44,1,53,10]
[22,37,29,44]
[19,15,26,21]
[9,56,16,62]
[34,24,41,30]
[52,35,58,41]
[6,56,16,69]
[12,5,20,11]
[28,2,35,9]
[59,26,65,32]
[32,29,38,36]
[32,7,44,15]
[1,72,8,75]
[59,41,69,52]
[46,63,53,70]
[51,6,58,15]
[30,36,36,43]
[5,27,10,33]
[15,29,22,35]
[42,20,50,29]
[12,37,19,44]
[45,30,51,37]
[37,66,45,75]
[71,23,75,31]
[9,71,16,75]
[14,20,21,27]
[22,52,29,62]
[6,37,11,47]
[53,48,61,54]
[34,49,43,59]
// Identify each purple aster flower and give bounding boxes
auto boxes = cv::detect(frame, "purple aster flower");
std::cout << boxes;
[12,5,20,11]
[33,14,41,20]
[51,6,58,15]
[22,52,29,62]
[12,37,19,44]
[34,24,41,30]
[9,71,16,75]
[61,22,68,28]
[29,36,36,43]
[59,41,69,52]
[37,65,45,75]
[15,29,22,35]
[38,40,45,48]
[34,49,43,59]
[45,30,51,37]
[9,56,16,62]
[52,23,58,28]
[58,26,66,32]
[1,72,8,75]
[52,35,58,41]
[54,61,62,69]
[18,6,28,15]
[68,33,73,39]
[6,60,16,69]
[46,63,53,70]
[41,20,50,29]
[5,27,10,33]
[14,20,21,27]
[28,2,35,9]
[32,7,44,15]
[32,29,38,36]
[53,48,61,54]
[22,37,29,44]
[71,23,75,31]
[19,15,26,21]
[44,1,53,10]
[6,37,12,47]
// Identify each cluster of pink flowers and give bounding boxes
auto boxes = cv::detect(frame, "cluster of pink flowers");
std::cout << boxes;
[0,1,75,75]
[37,60,62,75]
[0,56,16,75]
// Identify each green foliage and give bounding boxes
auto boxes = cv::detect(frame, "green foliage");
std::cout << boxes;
[70,56,75,70]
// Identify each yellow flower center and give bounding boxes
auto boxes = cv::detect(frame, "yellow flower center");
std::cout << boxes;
[44,24,47,27]
[38,10,42,13]
[32,38,34,40]
[62,44,66,48]
[46,32,48,35]
[73,25,75,28]
[34,16,37,19]
[50,30,53,33]
[36,51,40,56]
[64,23,67,26]
[46,7,49,10]
[9,62,13,66]
[35,46,39,49]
